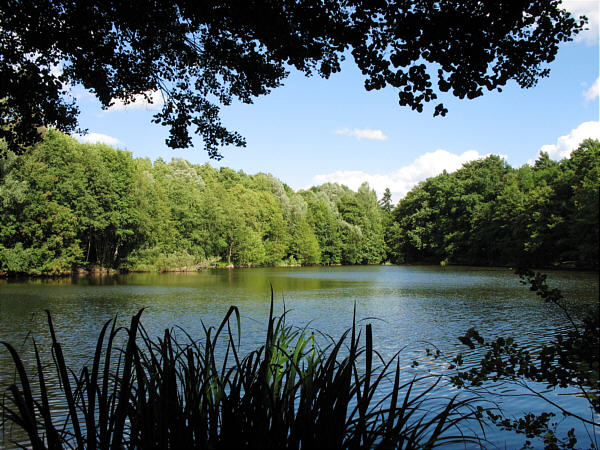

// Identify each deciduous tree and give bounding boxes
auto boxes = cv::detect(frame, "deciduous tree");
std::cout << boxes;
[1,0,585,157]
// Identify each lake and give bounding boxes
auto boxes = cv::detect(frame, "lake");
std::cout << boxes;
[1,265,598,448]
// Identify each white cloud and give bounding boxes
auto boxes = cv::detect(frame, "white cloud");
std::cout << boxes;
[334,128,387,140]
[107,90,164,112]
[563,0,599,45]
[540,121,600,159]
[74,132,122,146]
[71,85,96,101]
[584,77,600,100]
[49,62,63,79]
[311,149,487,203]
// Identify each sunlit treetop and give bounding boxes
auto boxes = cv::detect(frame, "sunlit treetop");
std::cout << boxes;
[0,0,586,158]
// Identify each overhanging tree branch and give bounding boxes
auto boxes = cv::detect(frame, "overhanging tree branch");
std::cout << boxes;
[0,0,586,158]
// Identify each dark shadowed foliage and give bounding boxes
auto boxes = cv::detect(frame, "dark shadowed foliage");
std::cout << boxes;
[1,294,485,449]
[1,1,585,157]
[451,270,599,449]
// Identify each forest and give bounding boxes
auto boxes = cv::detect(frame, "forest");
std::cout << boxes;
[0,130,598,275]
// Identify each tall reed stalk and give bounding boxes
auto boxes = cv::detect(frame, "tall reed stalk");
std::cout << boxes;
[2,293,484,448]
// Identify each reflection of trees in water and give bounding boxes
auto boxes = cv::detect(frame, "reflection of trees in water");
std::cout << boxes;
[1,267,597,447]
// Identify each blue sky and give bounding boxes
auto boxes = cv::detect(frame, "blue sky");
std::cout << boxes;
[73,1,599,203]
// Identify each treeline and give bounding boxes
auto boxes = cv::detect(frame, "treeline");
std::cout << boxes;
[0,131,384,274]
[0,131,597,275]
[385,139,599,268]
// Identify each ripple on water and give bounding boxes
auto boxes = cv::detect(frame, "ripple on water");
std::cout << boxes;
[1,265,598,448]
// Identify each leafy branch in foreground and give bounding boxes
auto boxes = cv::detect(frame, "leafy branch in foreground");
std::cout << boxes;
[1,1,585,157]
[1,295,484,448]
[451,269,599,449]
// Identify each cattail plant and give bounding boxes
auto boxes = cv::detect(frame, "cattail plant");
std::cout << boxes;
[1,292,485,449]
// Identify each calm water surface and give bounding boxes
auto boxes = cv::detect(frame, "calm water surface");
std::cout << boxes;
[1,265,598,448]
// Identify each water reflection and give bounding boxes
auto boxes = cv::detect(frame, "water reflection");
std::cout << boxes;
[1,265,598,448]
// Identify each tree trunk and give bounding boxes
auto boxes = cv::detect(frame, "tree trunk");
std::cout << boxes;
[113,238,120,263]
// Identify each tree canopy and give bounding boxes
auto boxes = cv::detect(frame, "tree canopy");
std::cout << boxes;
[386,139,599,269]
[0,131,387,274]
[1,0,585,157]
[1,132,597,275]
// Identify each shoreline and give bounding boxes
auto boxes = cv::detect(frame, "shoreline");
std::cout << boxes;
[1,260,597,280]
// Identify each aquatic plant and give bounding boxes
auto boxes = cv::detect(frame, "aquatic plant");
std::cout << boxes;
[1,293,484,449]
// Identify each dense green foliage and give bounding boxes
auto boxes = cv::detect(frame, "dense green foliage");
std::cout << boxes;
[0,132,597,275]
[0,131,385,274]
[386,139,599,269]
